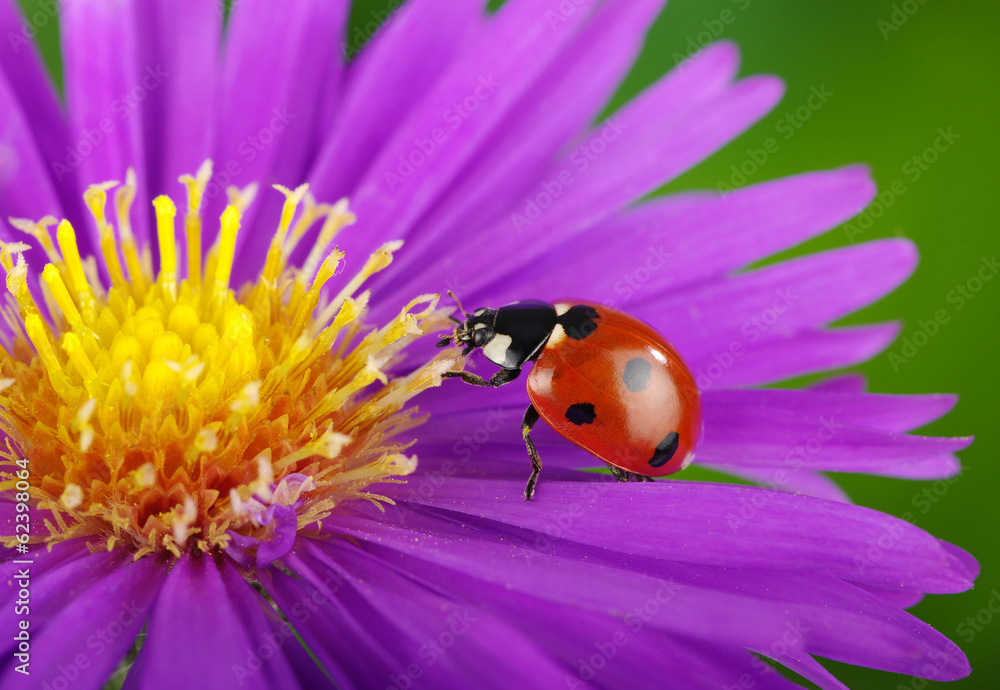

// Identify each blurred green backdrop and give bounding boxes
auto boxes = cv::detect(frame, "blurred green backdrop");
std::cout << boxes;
[17,0,998,687]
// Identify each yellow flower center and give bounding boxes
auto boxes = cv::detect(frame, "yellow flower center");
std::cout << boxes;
[0,161,456,558]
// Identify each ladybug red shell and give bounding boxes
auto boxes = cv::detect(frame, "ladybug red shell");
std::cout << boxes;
[440,298,702,500]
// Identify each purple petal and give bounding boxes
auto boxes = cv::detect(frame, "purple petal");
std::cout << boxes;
[255,504,298,567]
[697,323,901,388]
[382,0,668,282]
[857,583,925,609]
[696,390,971,473]
[0,549,124,662]
[869,454,961,479]
[125,554,298,690]
[408,444,612,486]
[710,464,851,502]
[810,373,868,393]
[208,0,347,255]
[758,651,849,690]
[267,537,569,689]
[374,46,779,309]
[386,478,974,593]
[0,0,83,222]
[454,75,786,304]
[135,0,221,198]
[0,70,68,258]
[61,0,150,246]
[308,0,486,202]
[263,554,398,688]
[233,0,350,277]
[334,502,970,680]
[333,506,800,651]
[484,166,877,308]
[344,0,605,249]
[0,539,92,602]
[626,239,916,366]
[704,388,958,434]
[7,555,166,690]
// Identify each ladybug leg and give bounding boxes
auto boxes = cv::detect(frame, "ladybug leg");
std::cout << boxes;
[521,404,542,502]
[606,465,656,483]
[443,367,521,388]
[607,464,631,482]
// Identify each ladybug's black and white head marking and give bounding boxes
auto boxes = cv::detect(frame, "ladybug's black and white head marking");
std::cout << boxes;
[438,307,498,357]
[439,300,558,369]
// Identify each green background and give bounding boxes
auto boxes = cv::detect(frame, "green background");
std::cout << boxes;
[17,0,999,687]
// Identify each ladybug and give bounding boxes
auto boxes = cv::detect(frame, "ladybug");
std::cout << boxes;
[438,294,702,500]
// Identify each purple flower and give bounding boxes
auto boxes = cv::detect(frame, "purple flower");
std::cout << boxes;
[0,1,977,689]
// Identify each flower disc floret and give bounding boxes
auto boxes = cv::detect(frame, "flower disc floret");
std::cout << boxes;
[0,161,457,558]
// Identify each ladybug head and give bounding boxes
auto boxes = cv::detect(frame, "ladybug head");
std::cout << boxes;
[436,292,496,356]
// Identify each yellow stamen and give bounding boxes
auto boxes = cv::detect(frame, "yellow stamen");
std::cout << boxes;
[260,183,309,286]
[179,160,214,288]
[84,182,128,290]
[153,196,178,301]
[282,192,331,264]
[56,220,97,321]
[211,206,241,305]
[9,216,61,265]
[114,169,147,294]
[0,241,29,273]
[299,198,356,286]
[0,161,458,559]
[42,264,85,333]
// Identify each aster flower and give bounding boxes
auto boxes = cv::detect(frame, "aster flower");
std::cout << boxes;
[0,1,977,689]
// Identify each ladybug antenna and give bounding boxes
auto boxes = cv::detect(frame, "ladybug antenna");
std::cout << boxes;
[447,290,470,318]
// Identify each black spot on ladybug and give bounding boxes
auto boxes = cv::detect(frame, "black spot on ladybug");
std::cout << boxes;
[559,305,600,340]
[648,432,679,468]
[565,403,597,426]
[622,357,652,392]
